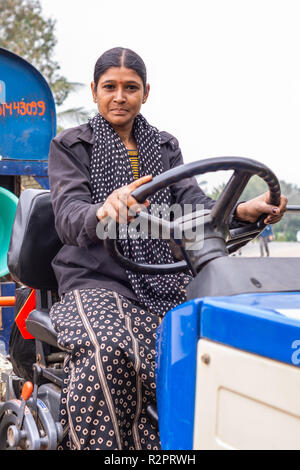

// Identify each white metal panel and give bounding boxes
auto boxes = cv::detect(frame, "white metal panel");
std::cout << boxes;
[193,339,300,450]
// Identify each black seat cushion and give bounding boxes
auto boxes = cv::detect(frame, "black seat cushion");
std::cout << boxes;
[26,309,59,349]
[7,189,62,290]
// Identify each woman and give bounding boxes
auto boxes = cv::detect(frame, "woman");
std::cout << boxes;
[49,47,287,450]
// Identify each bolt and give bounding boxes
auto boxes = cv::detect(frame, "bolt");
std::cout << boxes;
[201,353,210,365]
[7,425,19,448]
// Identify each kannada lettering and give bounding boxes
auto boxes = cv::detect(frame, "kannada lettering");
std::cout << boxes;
[0,101,46,117]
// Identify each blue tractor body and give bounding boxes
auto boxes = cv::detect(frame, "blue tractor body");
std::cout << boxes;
[0,47,56,186]
[157,291,300,450]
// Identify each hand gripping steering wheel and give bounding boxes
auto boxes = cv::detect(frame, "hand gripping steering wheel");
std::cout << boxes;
[104,156,281,275]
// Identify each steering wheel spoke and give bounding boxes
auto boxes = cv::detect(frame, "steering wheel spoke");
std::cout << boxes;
[210,169,252,227]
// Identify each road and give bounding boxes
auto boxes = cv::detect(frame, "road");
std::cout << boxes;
[238,241,300,258]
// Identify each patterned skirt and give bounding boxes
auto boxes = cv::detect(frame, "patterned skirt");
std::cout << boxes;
[49,288,160,450]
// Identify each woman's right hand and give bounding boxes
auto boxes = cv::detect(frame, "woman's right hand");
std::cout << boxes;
[96,175,152,224]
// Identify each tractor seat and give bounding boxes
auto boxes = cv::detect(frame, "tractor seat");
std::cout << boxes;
[7,189,63,347]
[26,309,59,349]
[7,189,62,291]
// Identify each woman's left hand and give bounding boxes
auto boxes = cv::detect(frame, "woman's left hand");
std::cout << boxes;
[235,191,288,224]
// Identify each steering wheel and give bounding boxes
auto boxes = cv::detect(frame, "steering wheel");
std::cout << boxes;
[104,156,281,275]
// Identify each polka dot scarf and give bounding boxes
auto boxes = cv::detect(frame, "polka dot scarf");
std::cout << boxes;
[89,113,191,317]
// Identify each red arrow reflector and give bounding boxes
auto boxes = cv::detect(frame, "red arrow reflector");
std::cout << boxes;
[15,289,36,339]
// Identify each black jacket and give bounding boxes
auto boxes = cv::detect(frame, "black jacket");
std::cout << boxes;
[48,123,218,298]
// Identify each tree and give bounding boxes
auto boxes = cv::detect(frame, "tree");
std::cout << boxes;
[0,0,90,194]
[207,175,300,241]
[0,0,71,106]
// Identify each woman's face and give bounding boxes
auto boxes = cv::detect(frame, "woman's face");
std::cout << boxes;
[91,66,149,130]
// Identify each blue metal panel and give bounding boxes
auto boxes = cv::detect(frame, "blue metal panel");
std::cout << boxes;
[0,160,48,177]
[0,48,56,174]
[200,292,300,367]
[0,282,15,354]
[35,177,49,190]
[156,299,202,450]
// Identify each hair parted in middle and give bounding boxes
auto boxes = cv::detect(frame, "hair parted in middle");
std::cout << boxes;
[93,47,147,91]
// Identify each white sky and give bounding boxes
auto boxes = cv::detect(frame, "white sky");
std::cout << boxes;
[40,0,300,190]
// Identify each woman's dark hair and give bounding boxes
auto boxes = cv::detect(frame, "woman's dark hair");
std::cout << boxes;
[93,47,147,91]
